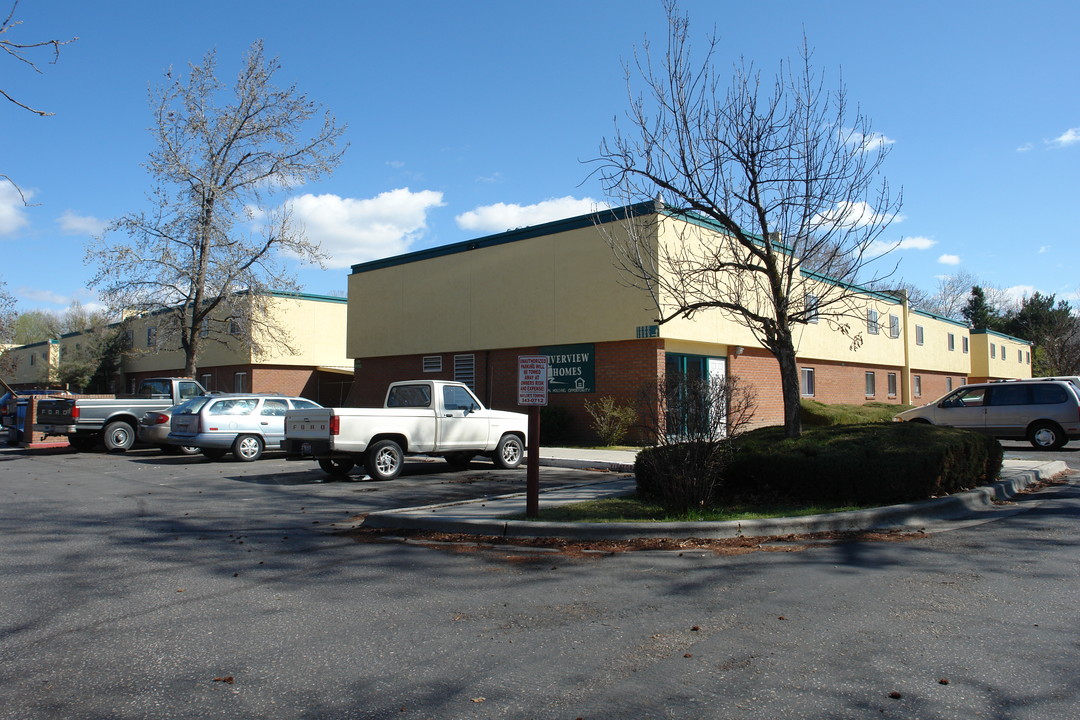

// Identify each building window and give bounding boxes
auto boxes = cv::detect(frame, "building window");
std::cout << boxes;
[867,309,879,335]
[200,318,210,338]
[946,377,953,391]
[228,318,241,336]
[913,375,922,398]
[147,327,157,347]
[233,372,247,393]
[888,314,900,338]
[805,294,819,324]
[29,354,35,366]
[887,372,897,397]
[1027,351,1031,364]
[422,356,442,373]
[200,374,213,391]
[962,336,969,354]
[948,333,955,351]
[800,367,816,397]
[865,371,876,397]
[454,354,476,389]
[1001,344,1007,359]
[990,344,996,359]
[915,325,924,345]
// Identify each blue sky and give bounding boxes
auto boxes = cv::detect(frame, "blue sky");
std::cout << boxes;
[3,0,1078,315]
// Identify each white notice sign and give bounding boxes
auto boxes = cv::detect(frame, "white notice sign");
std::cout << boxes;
[518,355,549,406]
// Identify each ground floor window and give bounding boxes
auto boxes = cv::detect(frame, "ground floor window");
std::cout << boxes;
[233,372,247,393]
[887,372,897,397]
[913,375,922,398]
[865,371,876,397]
[800,367,815,397]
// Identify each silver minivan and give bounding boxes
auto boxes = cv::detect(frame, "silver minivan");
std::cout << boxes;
[894,379,1080,449]
[168,394,322,461]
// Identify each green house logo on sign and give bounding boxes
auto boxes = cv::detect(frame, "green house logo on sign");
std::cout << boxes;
[540,343,595,394]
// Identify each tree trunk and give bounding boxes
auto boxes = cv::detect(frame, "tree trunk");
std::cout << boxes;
[775,341,802,439]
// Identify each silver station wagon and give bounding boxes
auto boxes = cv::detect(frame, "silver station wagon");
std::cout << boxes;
[894,379,1080,449]
[168,394,323,461]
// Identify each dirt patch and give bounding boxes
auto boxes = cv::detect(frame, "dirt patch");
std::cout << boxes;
[337,525,929,557]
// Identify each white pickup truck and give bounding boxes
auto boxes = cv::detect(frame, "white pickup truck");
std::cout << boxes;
[283,380,528,480]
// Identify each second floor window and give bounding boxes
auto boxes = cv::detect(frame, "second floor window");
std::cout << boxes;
[147,327,157,347]
[867,309,879,335]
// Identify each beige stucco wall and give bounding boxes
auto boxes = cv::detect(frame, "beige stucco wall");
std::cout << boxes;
[969,330,1033,379]
[4,341,55,385]
[347,221,656,358]
[121,294,348,374]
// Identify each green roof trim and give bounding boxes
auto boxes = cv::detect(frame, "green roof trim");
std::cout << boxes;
[910,307,970,329]
[970,328,1033,345]
[350,202,658,274]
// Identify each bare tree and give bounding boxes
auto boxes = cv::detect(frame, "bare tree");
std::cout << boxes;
[635,373,756,512]
[595,3,901,437]
[1,0,77,200]
[87,41,345,376]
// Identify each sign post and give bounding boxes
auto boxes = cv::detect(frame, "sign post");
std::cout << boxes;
[517,355,548,518]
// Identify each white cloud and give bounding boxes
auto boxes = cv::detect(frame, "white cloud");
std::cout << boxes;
[57,210,108,236]
[845,130,895,153]
[0,182,32,235]
[1049,127,1080,148]
[814,201,904,231]
[1002,284,1037,305]
[1016,142,1034,153]
[16,287,70,305]
[937,254,961,265]
[286,188,446,269]
[1038,245,1050,254]
[865,235,935,258]
[455,196,610,233]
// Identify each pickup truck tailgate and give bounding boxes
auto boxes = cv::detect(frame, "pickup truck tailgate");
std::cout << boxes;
[36,398,75,427]
[285,408,335,439]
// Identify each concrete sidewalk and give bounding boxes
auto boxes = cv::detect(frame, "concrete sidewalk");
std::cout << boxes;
[362,454,1072,540]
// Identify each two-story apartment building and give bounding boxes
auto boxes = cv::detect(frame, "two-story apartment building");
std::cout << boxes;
[342,203,1032,441]
[3,292,353,406]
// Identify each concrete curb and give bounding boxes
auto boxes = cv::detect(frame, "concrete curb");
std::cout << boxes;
[362,460,1070,540]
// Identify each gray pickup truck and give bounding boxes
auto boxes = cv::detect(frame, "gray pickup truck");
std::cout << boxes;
[35,378,207,452]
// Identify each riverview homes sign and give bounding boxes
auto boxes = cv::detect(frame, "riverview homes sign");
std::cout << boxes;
[539,343,594,394]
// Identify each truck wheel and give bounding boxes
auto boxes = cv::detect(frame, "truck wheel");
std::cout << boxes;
[69,435,98,452]
[233,434,264,462]
[1028,421,1066,450]
[318,457,355,477]
[365,439,403,481]
[102,421,135,452]
[493,434,524,469]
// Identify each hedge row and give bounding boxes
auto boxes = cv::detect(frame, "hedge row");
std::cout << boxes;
[636,423,1003,507]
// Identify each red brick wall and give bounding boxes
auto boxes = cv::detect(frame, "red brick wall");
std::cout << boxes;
[347,340,665,444]
[725,348,784,428]
[912,370,966,403]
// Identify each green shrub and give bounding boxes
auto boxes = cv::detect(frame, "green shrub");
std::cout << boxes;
[800,399,914,426]
[724,423,1003,505]
[635,441,730,509]
[584,396,638,447]
[638,423,1003,507]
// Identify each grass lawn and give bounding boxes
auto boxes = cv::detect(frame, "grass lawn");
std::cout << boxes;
[518,495,872,523]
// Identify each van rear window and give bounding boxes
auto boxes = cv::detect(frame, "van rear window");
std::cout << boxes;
[1031,384,1068,404]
